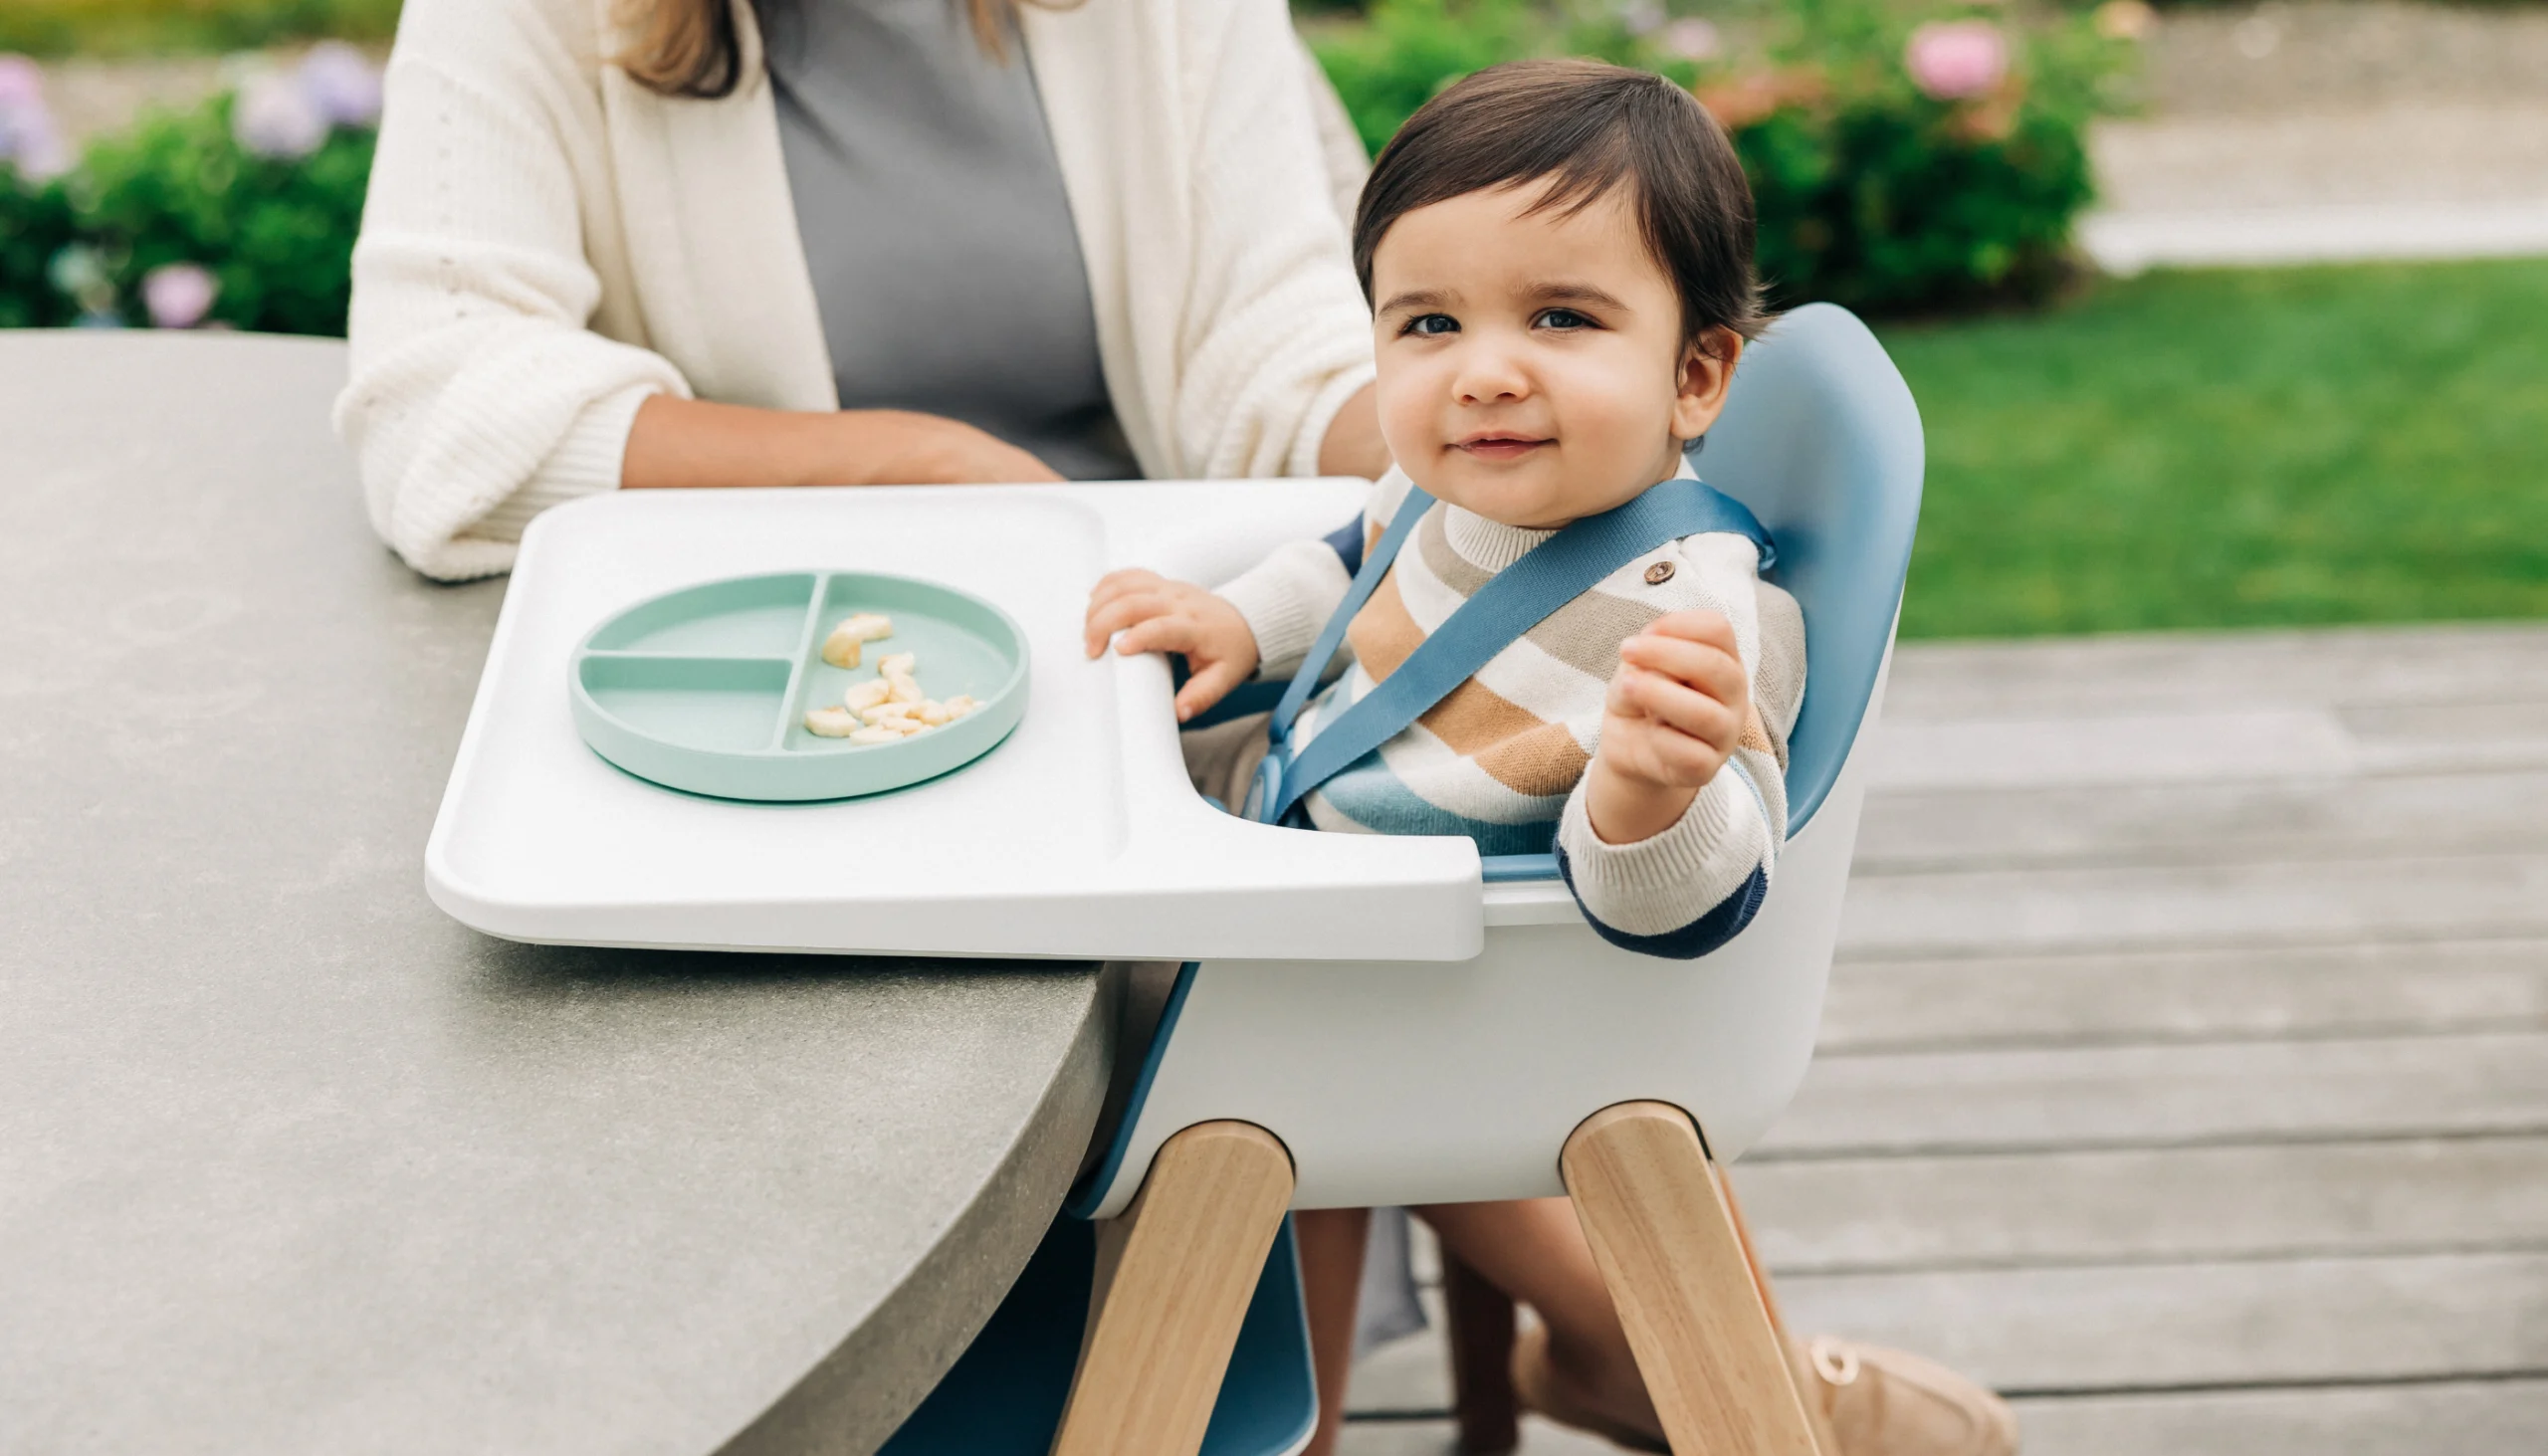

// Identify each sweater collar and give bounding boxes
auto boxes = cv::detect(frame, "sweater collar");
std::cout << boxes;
[1433,450,1698,573]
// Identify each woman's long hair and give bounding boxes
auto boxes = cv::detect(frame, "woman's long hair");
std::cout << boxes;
[618,0,1034,99]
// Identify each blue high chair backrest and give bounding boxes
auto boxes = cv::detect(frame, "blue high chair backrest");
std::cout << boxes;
[1694,302,1924,832]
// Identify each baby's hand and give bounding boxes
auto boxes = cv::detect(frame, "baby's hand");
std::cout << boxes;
[1083,569,1263,723]
[1585,610,1751,845]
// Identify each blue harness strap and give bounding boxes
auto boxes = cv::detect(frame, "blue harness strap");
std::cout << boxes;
[1244,476,1773,827]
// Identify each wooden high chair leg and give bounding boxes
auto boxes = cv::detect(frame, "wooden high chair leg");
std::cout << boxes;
[1051,1121,1295,1456]
[1440,1249,1521,1454]
[1560,1102,1825,1456]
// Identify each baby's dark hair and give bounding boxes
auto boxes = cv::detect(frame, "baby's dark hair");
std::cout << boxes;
[1352,59,1770,356]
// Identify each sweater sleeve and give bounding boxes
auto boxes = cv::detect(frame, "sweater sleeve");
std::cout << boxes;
[1211,468,1408,680]
[1169,0,1377,480]
[1554,537,1806,958]
[332,0,689,582]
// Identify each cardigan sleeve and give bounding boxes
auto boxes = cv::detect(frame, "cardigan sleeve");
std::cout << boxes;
[1168,0,1378,481]
[332,0,689,582]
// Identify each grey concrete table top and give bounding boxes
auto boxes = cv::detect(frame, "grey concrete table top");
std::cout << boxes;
[0,332,1115,1455]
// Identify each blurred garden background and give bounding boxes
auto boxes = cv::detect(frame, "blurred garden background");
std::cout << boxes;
[2,0,2542,640]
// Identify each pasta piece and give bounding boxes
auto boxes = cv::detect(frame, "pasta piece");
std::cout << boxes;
[803,707,862,737]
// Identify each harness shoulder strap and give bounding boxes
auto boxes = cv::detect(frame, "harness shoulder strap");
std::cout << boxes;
[1253,477,1771,825]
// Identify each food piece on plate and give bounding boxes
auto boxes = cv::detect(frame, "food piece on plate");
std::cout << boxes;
[916,700,952,727]
[804,706,862,737]
[876,651,916,678]
[848,725,904,745]
[943,695,980,718]
[820,613,895,669]
[843,678,893,712]
[886,674,924,705]
[860,700,918,725]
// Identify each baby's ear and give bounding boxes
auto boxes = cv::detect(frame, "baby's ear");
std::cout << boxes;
[1671,327,1744,441]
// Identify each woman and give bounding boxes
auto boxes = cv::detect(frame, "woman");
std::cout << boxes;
[337,0,1384,579]
[340,4,2009,1453]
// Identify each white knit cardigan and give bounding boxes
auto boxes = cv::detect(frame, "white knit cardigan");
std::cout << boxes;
[337,0,1379,580]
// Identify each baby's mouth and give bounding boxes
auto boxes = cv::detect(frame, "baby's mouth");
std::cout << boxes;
[1454,433,1553,461]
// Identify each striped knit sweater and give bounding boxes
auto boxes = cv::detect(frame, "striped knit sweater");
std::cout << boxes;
[1215,463,1806,957]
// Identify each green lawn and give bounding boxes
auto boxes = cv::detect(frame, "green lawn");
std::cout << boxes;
[1876,257,2548,640]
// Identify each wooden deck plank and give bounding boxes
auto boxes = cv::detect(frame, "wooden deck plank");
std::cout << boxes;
[1755,1032,2548,1160]
[1852,772,2548,875]
[2005,1379,2548,1456]
[1880,625,2548,723]
[1338,1412,1618,1455]
[1346,623,2548,1445]
[1345,1380,2548,1456]
[1730,1138,2548,1275]
[1835,853,2548,959]
[1774,1251,2548,1393]
[1818,939,2548,1053]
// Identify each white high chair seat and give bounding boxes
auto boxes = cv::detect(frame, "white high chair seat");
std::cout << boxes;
[1078,302,1926,1218]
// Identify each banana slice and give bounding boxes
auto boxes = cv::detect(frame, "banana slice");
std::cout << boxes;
[861,701,918,726]
[848,725,904,745]
[916,700,952,727]
[943,694,980,718]
[886,672,924,705]
[803,706,862,737]
[843,678,892,712]
[876,651,917,678]
[820,613,895,669]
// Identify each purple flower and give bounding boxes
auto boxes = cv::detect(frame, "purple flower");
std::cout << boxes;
[0,53,71,181]
[1904,21,2010,103]
[143,263,222,329]
[298,41,383,128]
[1660,18,1722,63]
[232,70,328,160]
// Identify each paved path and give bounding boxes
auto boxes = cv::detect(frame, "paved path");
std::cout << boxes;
[1340,620,2548,1455]
[2086,3,2548,270]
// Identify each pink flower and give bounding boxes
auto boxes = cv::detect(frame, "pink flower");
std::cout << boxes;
[1904,21,2010,103]
[232,71,328,160]
[298,41,382,128]
[0,54,41,109]
[0,53,71,181]
[143,263,221,329]
[1660,18,1722,63]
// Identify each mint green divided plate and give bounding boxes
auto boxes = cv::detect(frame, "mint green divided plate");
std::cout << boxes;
[569,571,1029,802]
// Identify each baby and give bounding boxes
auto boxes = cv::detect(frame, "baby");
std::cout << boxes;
[1086,60,1803,958]
[1079,58,1811,1451]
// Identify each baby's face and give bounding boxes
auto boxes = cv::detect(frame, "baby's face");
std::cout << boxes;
[1370,180,1735,530]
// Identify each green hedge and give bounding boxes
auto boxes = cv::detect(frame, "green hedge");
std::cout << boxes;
[1312,0,2131,313]
[2,57,374,333]
[0,0,398,59]
[0,1,2134,333]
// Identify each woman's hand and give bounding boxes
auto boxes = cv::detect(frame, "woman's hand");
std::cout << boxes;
[1082,569,1262,723]
[1584,610,1751,845]
[623,397,1064,489]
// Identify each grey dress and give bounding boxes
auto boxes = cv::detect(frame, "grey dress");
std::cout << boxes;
[758,0,1141,481]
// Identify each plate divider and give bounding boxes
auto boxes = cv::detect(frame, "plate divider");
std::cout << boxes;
[579,650,799,664]
[771,573,836,750]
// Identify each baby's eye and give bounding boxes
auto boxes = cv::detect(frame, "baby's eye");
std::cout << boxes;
[1402,313,1459,337]
[1536,308,1594,330]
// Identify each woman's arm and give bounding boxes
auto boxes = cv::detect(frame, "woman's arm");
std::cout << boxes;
[621,398,1062,489]
[338,0,702,580]
[1161,0,1380,480]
